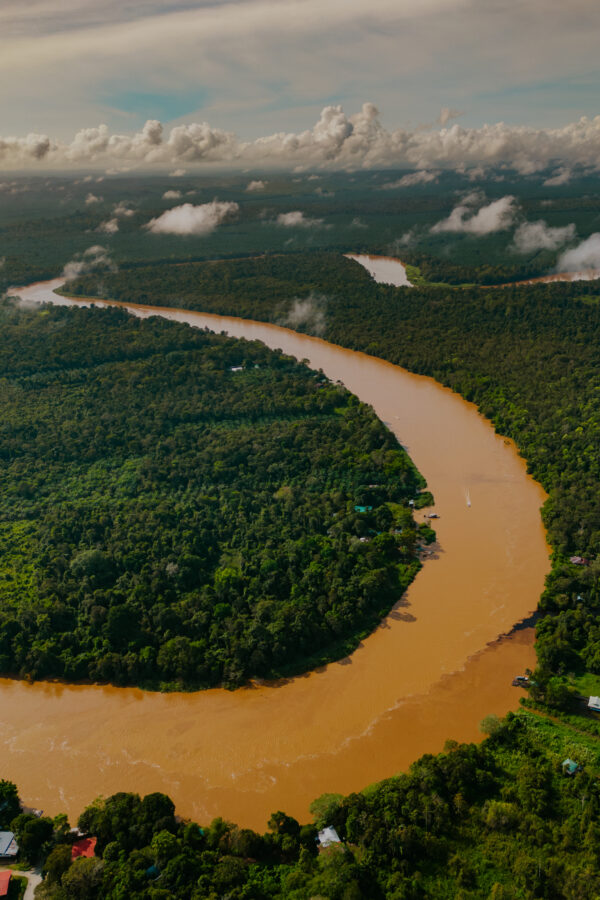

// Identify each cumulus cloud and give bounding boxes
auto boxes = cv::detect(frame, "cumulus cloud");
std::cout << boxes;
[163,189,182,199]
[85,192,102,204]
[557,234,600,273]
[96,200,135,234]
[350,217,368,229]
[431,194,518,235]
[145,200,239,235]
[511,220,576,254]
[391,230,417,251]
[6,104,600,174]
[62,245,115,281]
[382,170,438,189]
[279,294,327,336]
[246,179,266,191]
[543,167,572,186]
[276,210,324,228]
[438,107,463,127]
[97,218,119,234]
[113,201,134,217]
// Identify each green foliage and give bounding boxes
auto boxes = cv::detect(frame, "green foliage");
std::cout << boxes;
[10,812,53,862]
[44,843,73,883]
[93,252,600,693]
[0,779,21,829]
[480,714,503,736]
[24,711,600,898]
[0,299,424,689]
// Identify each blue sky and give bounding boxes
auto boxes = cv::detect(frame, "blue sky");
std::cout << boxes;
[1,0,599,135]
[1,0,600,170]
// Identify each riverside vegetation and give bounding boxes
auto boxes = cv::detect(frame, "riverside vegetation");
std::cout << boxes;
[1,170,597,295]
[7,238,600,897]
[67,251,600,706]
[0,297,429,689]
[4,710,600,899]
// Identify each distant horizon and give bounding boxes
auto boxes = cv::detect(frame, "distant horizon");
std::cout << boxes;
[2,103,600,177]
[2,1,600,172]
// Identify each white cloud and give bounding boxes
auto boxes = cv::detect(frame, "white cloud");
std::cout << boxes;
[96,200,134,234]
[113,201,134,217]
[97,217,119,234]
[391,229,417,250]
[557,234,600,272]
[5,103,600,175]
[85,192,102,204]
[382,170,438,189]
[62,244,115,280]
[162,189,182,199]
[275,210,324,228]
[350,217,367,229]
[438,107,463,127]
[543,167,572,186]
[431,195,518,235]
[278,293,327,336]
[145,200,239,235]
[246,179,266,191]
[169,168,186,177]
[511,220,576,254]
[3,0,600,162]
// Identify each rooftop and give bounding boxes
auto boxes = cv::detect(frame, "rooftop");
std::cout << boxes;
[72,836,97,860]
[0,832,18,858]
[0,871,11,897]
[318,826,341,847]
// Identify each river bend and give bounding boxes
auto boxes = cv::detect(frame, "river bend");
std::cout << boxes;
[1,279,549,830]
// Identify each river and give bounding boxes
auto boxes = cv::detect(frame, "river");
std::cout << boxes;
[345,254,413,286]
[2,278,549,831]
[346,252,600,288]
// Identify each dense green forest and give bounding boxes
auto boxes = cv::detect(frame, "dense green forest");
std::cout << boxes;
[2,171,599,294]
[6,176,600,898]
[399,252,556,287]
[2,711,600,898]
[0,298,428,689]
[66,251,600,702]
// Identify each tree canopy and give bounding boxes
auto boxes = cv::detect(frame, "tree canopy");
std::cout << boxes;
[0,297,426,689]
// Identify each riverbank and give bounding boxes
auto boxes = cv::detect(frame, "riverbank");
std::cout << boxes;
[1,279,548,829]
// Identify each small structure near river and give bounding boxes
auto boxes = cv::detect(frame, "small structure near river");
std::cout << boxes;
[318,826,341,849]
[0,832,18,860]
[0,872,11,897]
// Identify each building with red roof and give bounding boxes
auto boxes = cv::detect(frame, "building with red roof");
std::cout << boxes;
[71,837,97,860]
[0,871,11,897]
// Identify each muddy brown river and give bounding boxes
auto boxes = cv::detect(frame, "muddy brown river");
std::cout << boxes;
[3,278,549,831]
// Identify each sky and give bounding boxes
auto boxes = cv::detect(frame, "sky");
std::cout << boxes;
[1,0,600,171]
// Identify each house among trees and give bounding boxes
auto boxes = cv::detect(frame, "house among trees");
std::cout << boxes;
[71,836,97,860]
[318,826,341,848]
[0,872,11,897]
[588,696,600,712]
[0,831,18,859]
[569,556,589,566]
[562,758,580,776]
